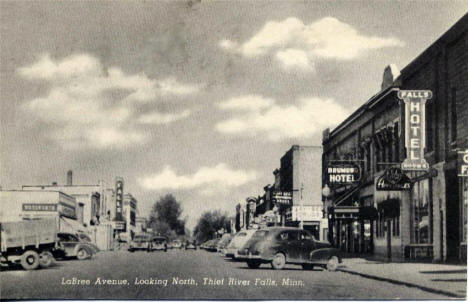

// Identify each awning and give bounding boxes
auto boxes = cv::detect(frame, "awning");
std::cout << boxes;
[377,198,400,218]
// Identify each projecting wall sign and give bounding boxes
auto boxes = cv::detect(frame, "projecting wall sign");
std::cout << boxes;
[398,90,432,171]
[327,162,361,184]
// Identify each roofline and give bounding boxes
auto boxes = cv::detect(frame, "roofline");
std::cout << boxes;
[328,86,398,138]
[398,13,468,81]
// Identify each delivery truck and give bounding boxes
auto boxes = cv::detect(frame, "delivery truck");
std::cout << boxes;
[0,219,58,270]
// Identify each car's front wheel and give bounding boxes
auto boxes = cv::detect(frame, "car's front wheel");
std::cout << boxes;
[271,253,286,270]
[246,260,261,269]
[326,256,339,271]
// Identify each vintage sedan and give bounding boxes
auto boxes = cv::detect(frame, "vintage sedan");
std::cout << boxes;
[224,229,257,258]
[172,239,183,249]
[54,232,99,260]
[150,236,168,252]
[185,240,197,250]
[128,234,151,252]
[237,227,341,271]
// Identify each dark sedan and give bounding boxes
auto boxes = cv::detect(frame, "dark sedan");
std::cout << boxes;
[54,232,99,260]
[237,227,341,271]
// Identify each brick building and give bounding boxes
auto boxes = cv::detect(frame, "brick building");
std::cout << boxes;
[322,14,467,262]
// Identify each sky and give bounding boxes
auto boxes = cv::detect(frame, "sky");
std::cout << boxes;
[1,0,467,230]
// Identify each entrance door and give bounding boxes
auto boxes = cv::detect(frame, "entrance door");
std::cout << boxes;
[446,169,460,261]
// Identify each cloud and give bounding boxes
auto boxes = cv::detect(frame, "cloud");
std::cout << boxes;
[217,95,275,111]
[138,110,191,125]
[216,95,350,141]
[18,54,199,149]
[220,17,404,72]
[138,164,258,191]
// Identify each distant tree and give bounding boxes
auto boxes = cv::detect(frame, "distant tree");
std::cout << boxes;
[193,210,231,243]
[148,194,185,239]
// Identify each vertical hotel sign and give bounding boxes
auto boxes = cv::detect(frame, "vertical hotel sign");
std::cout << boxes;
[115,177,124,221]
[398,90,432,171]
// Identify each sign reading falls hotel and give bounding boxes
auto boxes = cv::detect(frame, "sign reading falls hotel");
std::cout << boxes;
[398,90,432,172]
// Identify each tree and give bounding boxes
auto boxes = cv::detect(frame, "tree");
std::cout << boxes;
[149,194,186,239]
[193,210,231,243]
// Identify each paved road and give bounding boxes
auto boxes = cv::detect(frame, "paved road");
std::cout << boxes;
[1,249,450,299]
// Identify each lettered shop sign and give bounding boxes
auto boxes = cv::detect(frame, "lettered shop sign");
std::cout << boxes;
[398,90,432,171]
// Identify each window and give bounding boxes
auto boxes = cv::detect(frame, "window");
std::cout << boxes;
[300,231,313,240]
[411,179,432,244]
[451,88,457,142]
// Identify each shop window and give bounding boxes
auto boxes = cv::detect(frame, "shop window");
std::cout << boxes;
[411,179,432,244]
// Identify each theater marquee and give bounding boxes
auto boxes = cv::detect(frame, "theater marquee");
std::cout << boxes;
[398,90,432,171]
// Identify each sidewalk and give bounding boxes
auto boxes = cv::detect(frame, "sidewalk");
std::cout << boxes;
[338,258,467,298]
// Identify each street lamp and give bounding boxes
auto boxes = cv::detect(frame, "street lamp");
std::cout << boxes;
[322,184,333,245]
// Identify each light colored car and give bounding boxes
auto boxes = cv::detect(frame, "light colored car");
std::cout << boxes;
[128,234,151,252]
[216,233,232,254]
[224,229,257,258]
[172,239,183,249]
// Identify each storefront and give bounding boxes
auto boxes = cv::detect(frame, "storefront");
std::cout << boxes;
[0,190,79,232]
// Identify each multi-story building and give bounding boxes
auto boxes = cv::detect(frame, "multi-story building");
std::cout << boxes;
[279,145,327,240]
[322,14,467,262]
[122,193,138,241]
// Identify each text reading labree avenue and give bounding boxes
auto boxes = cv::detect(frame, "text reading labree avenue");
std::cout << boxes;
[61,278,129,285]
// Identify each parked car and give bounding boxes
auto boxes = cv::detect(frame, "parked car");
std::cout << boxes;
[128,234,151,252]
[185,240,197,250]
[225,229,257,258]
[54,232,99,260]
[216,233,233,254]
[237,227,341,270]
[172,239,183,249]
[205,238,221,252]
[150,236,168,252]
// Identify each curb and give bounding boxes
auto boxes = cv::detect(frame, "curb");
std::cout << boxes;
[337,268,463,298]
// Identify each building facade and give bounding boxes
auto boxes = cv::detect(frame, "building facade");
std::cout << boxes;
[322,14,467,262]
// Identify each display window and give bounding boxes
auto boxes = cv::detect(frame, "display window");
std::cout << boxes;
[411,179,432,244]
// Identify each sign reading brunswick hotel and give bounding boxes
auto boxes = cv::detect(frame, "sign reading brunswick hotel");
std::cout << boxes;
[327,162,361,185]
[398,90,432,171]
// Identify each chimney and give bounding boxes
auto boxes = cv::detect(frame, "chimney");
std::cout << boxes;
[67,170,73,186]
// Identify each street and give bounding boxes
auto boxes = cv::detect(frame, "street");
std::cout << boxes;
[1,249,450,300]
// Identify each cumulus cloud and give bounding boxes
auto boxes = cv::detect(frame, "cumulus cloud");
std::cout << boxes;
[138,110,191,125]
[18,54,199,149]
[138,164,258,191]
[217,95,275,111]
[220,17,404,72]
[216,95,350,141]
